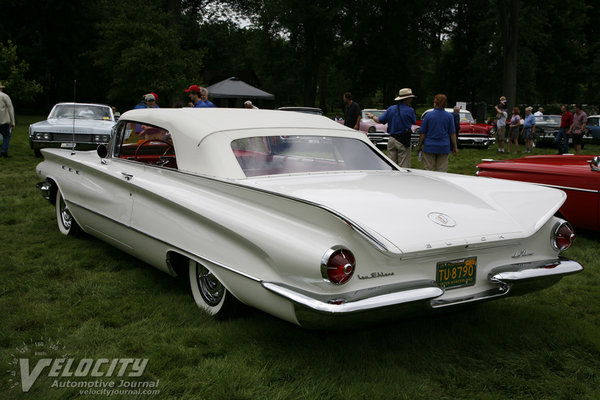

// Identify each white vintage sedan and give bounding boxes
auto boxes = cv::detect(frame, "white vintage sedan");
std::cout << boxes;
[29,103,116,157]
[35,108,583,328]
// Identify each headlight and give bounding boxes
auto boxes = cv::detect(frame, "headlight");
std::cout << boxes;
[94,135,110,142]
[35,132,52,140]
[321,247,355,285]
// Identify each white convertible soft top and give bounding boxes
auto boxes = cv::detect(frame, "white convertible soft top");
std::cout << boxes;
[118,108,369,178]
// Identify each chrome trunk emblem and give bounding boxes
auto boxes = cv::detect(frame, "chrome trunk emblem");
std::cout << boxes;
[428,212,456,227]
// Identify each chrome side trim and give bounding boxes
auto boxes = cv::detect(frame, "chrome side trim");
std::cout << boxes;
[262,280,444,314]
[533,182,599,194]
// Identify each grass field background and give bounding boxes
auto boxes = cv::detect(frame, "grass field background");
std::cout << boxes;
[1,116,599,399]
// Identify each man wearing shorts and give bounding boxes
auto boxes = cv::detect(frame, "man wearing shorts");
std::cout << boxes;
[495,104,507,153]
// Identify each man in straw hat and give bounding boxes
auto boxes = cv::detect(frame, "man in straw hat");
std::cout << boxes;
[0,82,15,158]
[367,88,416,168]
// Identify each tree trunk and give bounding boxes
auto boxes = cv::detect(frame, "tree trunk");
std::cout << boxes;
[499,0,519,110]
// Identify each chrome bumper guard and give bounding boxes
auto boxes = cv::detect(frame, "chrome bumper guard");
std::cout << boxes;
[36,181,54,201]
[263,258,582,329]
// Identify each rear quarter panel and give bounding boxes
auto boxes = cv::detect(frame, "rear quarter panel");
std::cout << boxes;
[477,158,600,231]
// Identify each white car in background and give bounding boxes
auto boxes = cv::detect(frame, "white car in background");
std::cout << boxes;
[35,108,582,328]
[29,102,116,157]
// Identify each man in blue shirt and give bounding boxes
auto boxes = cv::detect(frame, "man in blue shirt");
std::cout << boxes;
[417,94,458,172]
[186,84,207,108]
[368,88,417,168]
[522,106,536,153]
[199,87,216,108]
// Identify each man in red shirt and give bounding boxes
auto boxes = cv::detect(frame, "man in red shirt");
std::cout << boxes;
[556,105,573,154]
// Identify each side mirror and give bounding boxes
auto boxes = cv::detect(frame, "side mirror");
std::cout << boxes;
[97,144,108,159]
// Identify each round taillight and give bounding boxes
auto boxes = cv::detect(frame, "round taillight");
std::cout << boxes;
[321,248,355,285]
[552,222,575,251]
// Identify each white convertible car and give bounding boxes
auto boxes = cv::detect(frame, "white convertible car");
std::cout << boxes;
[36,108,583,328]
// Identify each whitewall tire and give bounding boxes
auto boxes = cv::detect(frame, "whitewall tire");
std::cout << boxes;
[56,190,82,236]
[188,259,241,318]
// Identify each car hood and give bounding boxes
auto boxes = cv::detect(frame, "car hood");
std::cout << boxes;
[30,118,115,134]
[242,170,565,254]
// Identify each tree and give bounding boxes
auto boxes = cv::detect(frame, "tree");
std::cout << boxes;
[498,0,519,110]
[0,40,42,103]
[94,0,204,109]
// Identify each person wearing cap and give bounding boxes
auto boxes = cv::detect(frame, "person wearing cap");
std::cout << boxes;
[134,93,159,109]
[367,88,416,168]
[494,101,508,153]
[186,85,204,107]
[417,94,457,172]
[534,107,544,117]
[144,94,159,108]
[522,106,536,153]
[0,82,15,158]
[498,96,508,111]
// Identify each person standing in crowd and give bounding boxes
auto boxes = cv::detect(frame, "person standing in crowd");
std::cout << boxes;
[508,106,521,154]
[452,106,461,137]
[570,104,587,155]
[367,88,417,168]
[134,92,159,109]
[556,105,573,154]
[498,96,508,111]
[0,82,15,158]
[495,102,508,153]
[534,107,544,116]
[416,93,457,172]
[186,85,204,107]
[522,106,536,153]
[144,94,159,108]
[343,92,361,130]
[199,87,216,107]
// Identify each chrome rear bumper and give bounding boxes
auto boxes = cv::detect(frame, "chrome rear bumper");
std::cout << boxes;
[263,258,583,329]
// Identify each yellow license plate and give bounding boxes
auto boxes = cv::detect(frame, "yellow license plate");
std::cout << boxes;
[436,257,477,289]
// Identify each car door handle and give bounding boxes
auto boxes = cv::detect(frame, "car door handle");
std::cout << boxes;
[121,172,134,181]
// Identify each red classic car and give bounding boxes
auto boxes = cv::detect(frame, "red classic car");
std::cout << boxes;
[416,108,496,148]
[477,155,600,231]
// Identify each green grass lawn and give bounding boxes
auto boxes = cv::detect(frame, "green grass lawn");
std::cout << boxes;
[1,117,599,399]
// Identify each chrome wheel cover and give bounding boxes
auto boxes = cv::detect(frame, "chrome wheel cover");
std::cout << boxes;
[196,264,225,306]
[59,196,73,230]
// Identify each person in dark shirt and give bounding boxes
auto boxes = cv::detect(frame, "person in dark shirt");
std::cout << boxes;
[343,92,361,130]
[556,105,573,154]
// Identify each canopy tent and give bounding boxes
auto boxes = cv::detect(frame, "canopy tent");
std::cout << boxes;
[206,77,275,100]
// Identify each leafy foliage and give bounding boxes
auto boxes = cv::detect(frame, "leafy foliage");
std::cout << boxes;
[0,41,42,103]
[0,0,598,113]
